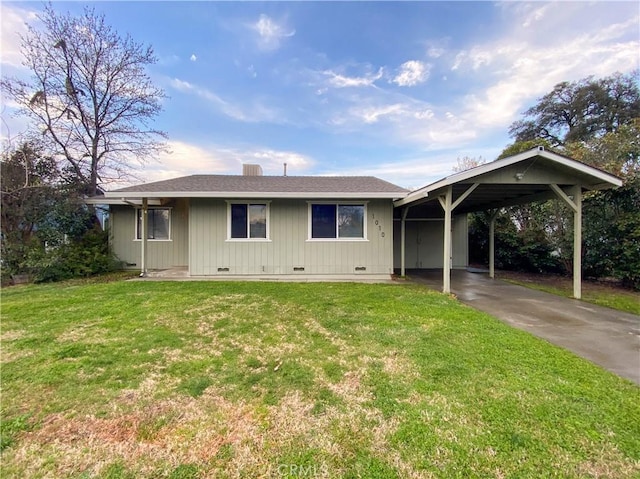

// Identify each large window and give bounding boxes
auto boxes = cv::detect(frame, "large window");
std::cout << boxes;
[228,202,269,240]
[136,208,171,240]
[309,203,366,240]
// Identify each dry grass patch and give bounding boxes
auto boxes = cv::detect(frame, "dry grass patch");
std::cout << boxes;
[2,280,639,478]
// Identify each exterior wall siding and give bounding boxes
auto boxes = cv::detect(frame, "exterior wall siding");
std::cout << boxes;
[189,198,394,276]
[392,214,468,269]
[110,199,189,269]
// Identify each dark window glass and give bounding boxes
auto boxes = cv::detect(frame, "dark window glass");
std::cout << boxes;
[311,204,337,238]
[338,205,364,238]
[231,204,248,238]
[137,209,170,240]
[249,204,267,238]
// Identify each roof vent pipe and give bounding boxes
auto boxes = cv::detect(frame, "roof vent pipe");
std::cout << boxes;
[284,163,287,176]
[537,145,544,151]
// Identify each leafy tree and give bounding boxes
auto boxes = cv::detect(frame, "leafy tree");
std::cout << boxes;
[497,138,554,160]
[509,71,639,147]
[1,143,57,277]
[1,142,120,283]
[481,72,640,289]
[1,3,167,196]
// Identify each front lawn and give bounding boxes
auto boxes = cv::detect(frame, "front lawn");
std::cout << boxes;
[2,279,639,478]
[497,270,640,315]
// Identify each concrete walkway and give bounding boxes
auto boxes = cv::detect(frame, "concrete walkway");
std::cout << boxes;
[408,269,640,385]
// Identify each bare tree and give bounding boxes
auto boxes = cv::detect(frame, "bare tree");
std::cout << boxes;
[1,3,167,196]
[452,156,485,173]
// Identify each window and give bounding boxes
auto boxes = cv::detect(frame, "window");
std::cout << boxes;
[136,208,170,240]
[309,203,366,240]
[228,202,269,240]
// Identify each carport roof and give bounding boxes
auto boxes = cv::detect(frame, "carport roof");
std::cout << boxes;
[394,147,623,213]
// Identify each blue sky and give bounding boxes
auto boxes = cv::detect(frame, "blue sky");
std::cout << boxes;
[1,1,638,189]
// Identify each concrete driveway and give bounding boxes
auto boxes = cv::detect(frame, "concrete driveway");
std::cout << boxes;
[409,269,640,385]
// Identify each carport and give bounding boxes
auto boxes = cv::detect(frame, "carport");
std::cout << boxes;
[394,147,623,299]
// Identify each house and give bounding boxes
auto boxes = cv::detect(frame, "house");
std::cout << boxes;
[97,165,409,280]
[94,147,622,297]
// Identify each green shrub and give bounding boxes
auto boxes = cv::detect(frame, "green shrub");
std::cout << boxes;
[23,227,122,283]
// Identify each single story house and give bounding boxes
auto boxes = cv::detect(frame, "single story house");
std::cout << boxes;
[92,147,622,298]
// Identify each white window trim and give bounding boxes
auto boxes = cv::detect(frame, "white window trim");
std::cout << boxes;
[225,200,272,242]
[134,207,172,242]
[306,201,369,242]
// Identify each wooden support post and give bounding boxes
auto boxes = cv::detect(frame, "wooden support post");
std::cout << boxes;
[573,185,582,299]
[140,198,148,277]
[400,207,409,277]
[489,210,498,279]
[549,184,582,299]
[441,186,453,294]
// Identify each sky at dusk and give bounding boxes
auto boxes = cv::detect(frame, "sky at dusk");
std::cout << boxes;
[1,1,638,189]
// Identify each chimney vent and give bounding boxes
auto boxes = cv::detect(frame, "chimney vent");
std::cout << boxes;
[284,163,288,176]
[242,164,263,176]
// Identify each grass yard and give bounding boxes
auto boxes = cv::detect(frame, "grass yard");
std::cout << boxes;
[497,271,640,315]
[1,279,639,478]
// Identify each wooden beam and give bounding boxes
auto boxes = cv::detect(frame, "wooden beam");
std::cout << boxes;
[451,183,480,210]
[549,184,578,212]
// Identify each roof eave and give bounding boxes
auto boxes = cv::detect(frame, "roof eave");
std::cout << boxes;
[395,148,622,207]
[104,191,407,199]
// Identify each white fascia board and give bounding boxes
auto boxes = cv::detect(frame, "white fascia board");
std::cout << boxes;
[395,147,622,207]
[84,197,128,205]
[104,191,407,199]
[83,197,163,206]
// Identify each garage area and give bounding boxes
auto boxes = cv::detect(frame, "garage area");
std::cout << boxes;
[393,147,623,299]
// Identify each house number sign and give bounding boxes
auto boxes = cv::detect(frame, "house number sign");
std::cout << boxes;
[372,212,385,238]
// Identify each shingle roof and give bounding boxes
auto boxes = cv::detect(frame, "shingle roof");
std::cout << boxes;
[106,175,408,199]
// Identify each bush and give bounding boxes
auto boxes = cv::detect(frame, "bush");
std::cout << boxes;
[22,227,122,283]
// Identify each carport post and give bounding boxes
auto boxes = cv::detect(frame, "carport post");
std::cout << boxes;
[573,185,582,300]
[550,184,582,299]
[441,186,453,294]
[140,197,148,277]
[400,207,409,277]
[489,210,498,279]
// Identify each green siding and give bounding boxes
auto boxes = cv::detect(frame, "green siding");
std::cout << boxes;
[392,214,468,269]
[110,199,188,269]
[189,198,394,276]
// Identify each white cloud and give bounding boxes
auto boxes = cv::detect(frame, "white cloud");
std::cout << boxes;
[353,103,408,124]
[457,15,640,130]
[321,153,462,190]
[521,5,549,28]
[323,67,384,88]
[190,54,197,62]
[392,60,430,87]
[427,46,445,59]
[168,78,282,124]
[117,140,314,188]
[251,14,295,51]
[0,4,37,69]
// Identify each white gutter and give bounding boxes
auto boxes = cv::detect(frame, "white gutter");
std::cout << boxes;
[104,191,407,200]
